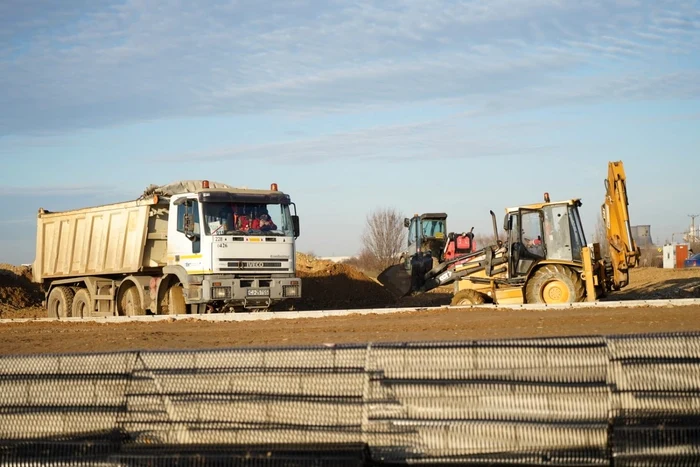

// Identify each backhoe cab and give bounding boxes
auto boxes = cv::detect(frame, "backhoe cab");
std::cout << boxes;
[377,161,638,306]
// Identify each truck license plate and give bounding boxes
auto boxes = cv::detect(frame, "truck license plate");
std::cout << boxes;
[247,289,270,297]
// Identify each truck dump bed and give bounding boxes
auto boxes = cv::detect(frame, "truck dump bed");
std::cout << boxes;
[32,197,166,283]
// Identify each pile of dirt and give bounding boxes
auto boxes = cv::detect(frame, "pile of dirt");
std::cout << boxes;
[285,253,399,310]
[0,264,44,317]
[607,267,700,301]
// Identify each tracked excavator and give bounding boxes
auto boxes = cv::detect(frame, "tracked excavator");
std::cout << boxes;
[377,161,640,305]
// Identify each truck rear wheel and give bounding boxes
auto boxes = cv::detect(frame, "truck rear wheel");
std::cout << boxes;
[47,286,74,318]
[451,289,488,306]
[71,289,93,318]
[525,264,585,304]
[118,285,144,316]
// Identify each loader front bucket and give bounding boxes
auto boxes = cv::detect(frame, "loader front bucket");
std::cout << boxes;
[377,264,413,298]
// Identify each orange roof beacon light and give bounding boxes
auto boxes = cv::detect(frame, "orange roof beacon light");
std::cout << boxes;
[544,192,550,203]
[202,180,210,189]
[271,183,278,191]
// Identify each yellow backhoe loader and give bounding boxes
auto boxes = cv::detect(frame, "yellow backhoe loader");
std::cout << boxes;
[377,161,640,305]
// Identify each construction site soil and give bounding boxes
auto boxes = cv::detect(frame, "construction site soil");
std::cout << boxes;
[1,255,699,355]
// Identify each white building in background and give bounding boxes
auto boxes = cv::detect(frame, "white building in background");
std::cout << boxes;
[663,243,691,269]
[318,256,353,263]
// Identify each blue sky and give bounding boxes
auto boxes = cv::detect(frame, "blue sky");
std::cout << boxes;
[1,0,699,263]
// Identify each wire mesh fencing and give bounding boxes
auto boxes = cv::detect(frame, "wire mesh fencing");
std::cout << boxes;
[1,331,700,465]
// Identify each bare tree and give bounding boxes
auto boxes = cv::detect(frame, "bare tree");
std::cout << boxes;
[473,233,498,248]
[361,207,407,270]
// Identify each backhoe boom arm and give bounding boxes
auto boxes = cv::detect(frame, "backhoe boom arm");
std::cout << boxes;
[601,161,640,289]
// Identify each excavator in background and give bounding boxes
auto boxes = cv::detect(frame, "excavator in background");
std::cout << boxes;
[398,213,477,269]
[378,161,640,306]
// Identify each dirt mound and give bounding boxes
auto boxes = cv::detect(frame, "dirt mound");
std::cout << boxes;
[287,253,398,310]
[607,267,700,301]
[0,264,44,317]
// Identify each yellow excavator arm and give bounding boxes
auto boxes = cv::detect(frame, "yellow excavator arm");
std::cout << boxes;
[601,160,640,290]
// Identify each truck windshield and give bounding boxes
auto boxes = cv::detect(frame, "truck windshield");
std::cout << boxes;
[202,202,293,236]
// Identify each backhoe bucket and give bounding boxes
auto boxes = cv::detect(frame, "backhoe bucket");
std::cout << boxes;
[377,264,413,298]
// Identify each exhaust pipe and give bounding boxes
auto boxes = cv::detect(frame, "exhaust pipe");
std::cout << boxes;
[490,210,500,246]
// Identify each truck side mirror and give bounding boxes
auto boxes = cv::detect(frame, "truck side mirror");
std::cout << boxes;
[182,200,199,242]
[183,213,197,241]
[292,215,300,237]
[184,212,193,233]
[404,218,410,228]
[503,214,512,232]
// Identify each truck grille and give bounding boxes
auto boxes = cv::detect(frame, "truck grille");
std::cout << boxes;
[227,261,282,268]
[217,258,289,271]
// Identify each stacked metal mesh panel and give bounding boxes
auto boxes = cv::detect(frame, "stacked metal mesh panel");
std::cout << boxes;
[1,332,699,465]
[607,333,700,466]
[364,338,610,464]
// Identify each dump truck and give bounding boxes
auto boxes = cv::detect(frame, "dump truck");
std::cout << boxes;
[378,161,640,305]
[32,180,302,318]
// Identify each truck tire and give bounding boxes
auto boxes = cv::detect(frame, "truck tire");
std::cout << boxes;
[168,284,187,315]
[451,289,488,306]
[71,289,92,318]
[47,286,75,318]
[525,264,585,304]
[119,285,144,316]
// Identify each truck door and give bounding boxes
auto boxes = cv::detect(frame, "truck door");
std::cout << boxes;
[169,198,203,270]
[510,209,545,277]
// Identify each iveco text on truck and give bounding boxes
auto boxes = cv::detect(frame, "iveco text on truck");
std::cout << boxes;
[32,180,301,318]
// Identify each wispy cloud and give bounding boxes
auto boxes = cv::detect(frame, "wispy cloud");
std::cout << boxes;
[0,184,124,196]
[1,0,698,136]
[0,218,34,225]
[162,115,561,164]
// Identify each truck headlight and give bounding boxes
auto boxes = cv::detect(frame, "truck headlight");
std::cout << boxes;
[283,285,299,297]
[211,286,231,299]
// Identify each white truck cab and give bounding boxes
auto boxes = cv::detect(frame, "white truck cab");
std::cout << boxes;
[164,180,301,312]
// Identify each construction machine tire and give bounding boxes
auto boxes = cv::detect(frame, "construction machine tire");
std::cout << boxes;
[451,289,488,306]
[47,286,75,319]
[71,288,93,318]
[525,264,585,304]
